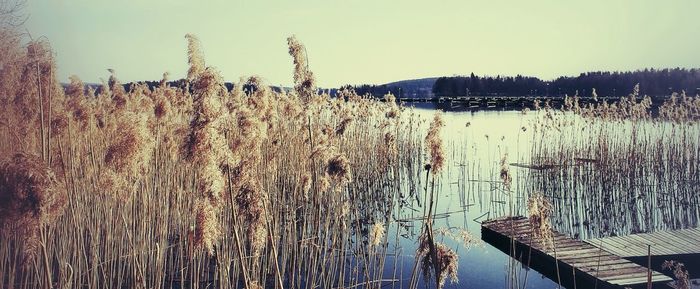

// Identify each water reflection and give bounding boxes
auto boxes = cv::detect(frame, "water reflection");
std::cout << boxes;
[387,104,699,289]
[387,105,557,289]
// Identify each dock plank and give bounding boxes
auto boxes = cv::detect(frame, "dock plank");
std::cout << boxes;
[482,216,674,288]
[670,231,700,250]
[586,227,700,257]
[673,229,700,247]
[645,231,695,252]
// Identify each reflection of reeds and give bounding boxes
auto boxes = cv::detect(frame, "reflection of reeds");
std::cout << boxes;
[528,87,700,238]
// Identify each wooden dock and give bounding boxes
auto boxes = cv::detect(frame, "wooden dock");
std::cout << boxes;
[481,216,674,288]
[585,227,700,258]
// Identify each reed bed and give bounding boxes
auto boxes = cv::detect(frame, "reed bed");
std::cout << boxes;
[526,89,700,239]
[4,29,696,289]
[0,34,449,289]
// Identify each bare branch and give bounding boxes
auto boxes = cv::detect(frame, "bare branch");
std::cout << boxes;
[0,0,28,28]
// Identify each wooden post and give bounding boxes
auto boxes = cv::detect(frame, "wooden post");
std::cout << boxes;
[647,244,652,289]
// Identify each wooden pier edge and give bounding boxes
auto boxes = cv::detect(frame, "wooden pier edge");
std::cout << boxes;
[481,216,674,289]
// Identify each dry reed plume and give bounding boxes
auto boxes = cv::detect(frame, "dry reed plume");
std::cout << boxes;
[410,109,462,289]
[0,153,66,262]
[183,35,232,255]
[527,193,554,250]
[499,153,512,191]
[527,84,700,238]
[0,28,435,289]
[662,260,690,289]
[417,232,459,289]
[287,35,316,101]
[369,222,385,248]
[425,112,445,175]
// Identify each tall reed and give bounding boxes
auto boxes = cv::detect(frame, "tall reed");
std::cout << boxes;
[0,33,429,289]
[526,87,700,238]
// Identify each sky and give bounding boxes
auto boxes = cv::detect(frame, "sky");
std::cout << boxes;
[24,0,700,87]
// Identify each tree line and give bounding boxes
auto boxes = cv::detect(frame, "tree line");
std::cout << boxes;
[433,68,700,97]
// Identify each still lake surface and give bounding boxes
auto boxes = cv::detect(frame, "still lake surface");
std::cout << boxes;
[378,102,699,289]
[384,103,559,289]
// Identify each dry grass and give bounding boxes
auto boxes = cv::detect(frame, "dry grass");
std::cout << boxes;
[0,153,66,264]
[527,193,553,250]
[0,33,434,289]
[662,260,690,289]
[526,87,700,238]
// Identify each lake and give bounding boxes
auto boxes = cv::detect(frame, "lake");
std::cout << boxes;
[376,102,700,289]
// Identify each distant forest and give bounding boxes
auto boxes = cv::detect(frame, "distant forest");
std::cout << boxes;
[342,78,437,99]
[346,68,700,98]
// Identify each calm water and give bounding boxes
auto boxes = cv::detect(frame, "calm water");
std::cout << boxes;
[384,104,559,289]
[378,103,699,289]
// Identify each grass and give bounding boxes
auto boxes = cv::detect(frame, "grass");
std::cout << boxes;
[2,29,698,289]
[0,34,438,289]
[525,90,700,239]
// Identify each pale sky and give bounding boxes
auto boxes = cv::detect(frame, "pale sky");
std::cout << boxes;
[25,0,700,87]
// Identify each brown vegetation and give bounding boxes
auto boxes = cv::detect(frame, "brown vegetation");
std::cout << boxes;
[0,31,443,289]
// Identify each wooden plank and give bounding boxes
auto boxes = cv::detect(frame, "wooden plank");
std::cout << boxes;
[640,232,679,255]
[688,228,700,241]
[587,228,700,257]
[555,247,604,258]
[590,237,623,253]
[564,254,623,264]
[489,221,533,232]
[547,245,600,255]
[512,235,581,251]
[505,227,571,243]
[552,241,592,251]
[647,231,690,254]
[568,258,631,268]
[597,268,651,281]
[490,223,531,234]
[649,231,697,254]
[552,247,595,257]
[671,230,700,251]
[489,220,531,231]
[508,229,578,242]
[604,237,645,256]
[482,216,677,289]
[595,238,638,257]
[578,262,643,274]
[484,217,527,227]
[603,271,666,281]
[607,274,672,285]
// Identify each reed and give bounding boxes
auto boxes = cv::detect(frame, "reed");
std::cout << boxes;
[526,87,700,238]
[662,260,690,289]
[0,33,430,289]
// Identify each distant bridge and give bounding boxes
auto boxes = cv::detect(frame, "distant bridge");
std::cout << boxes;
[397,95,668,110]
